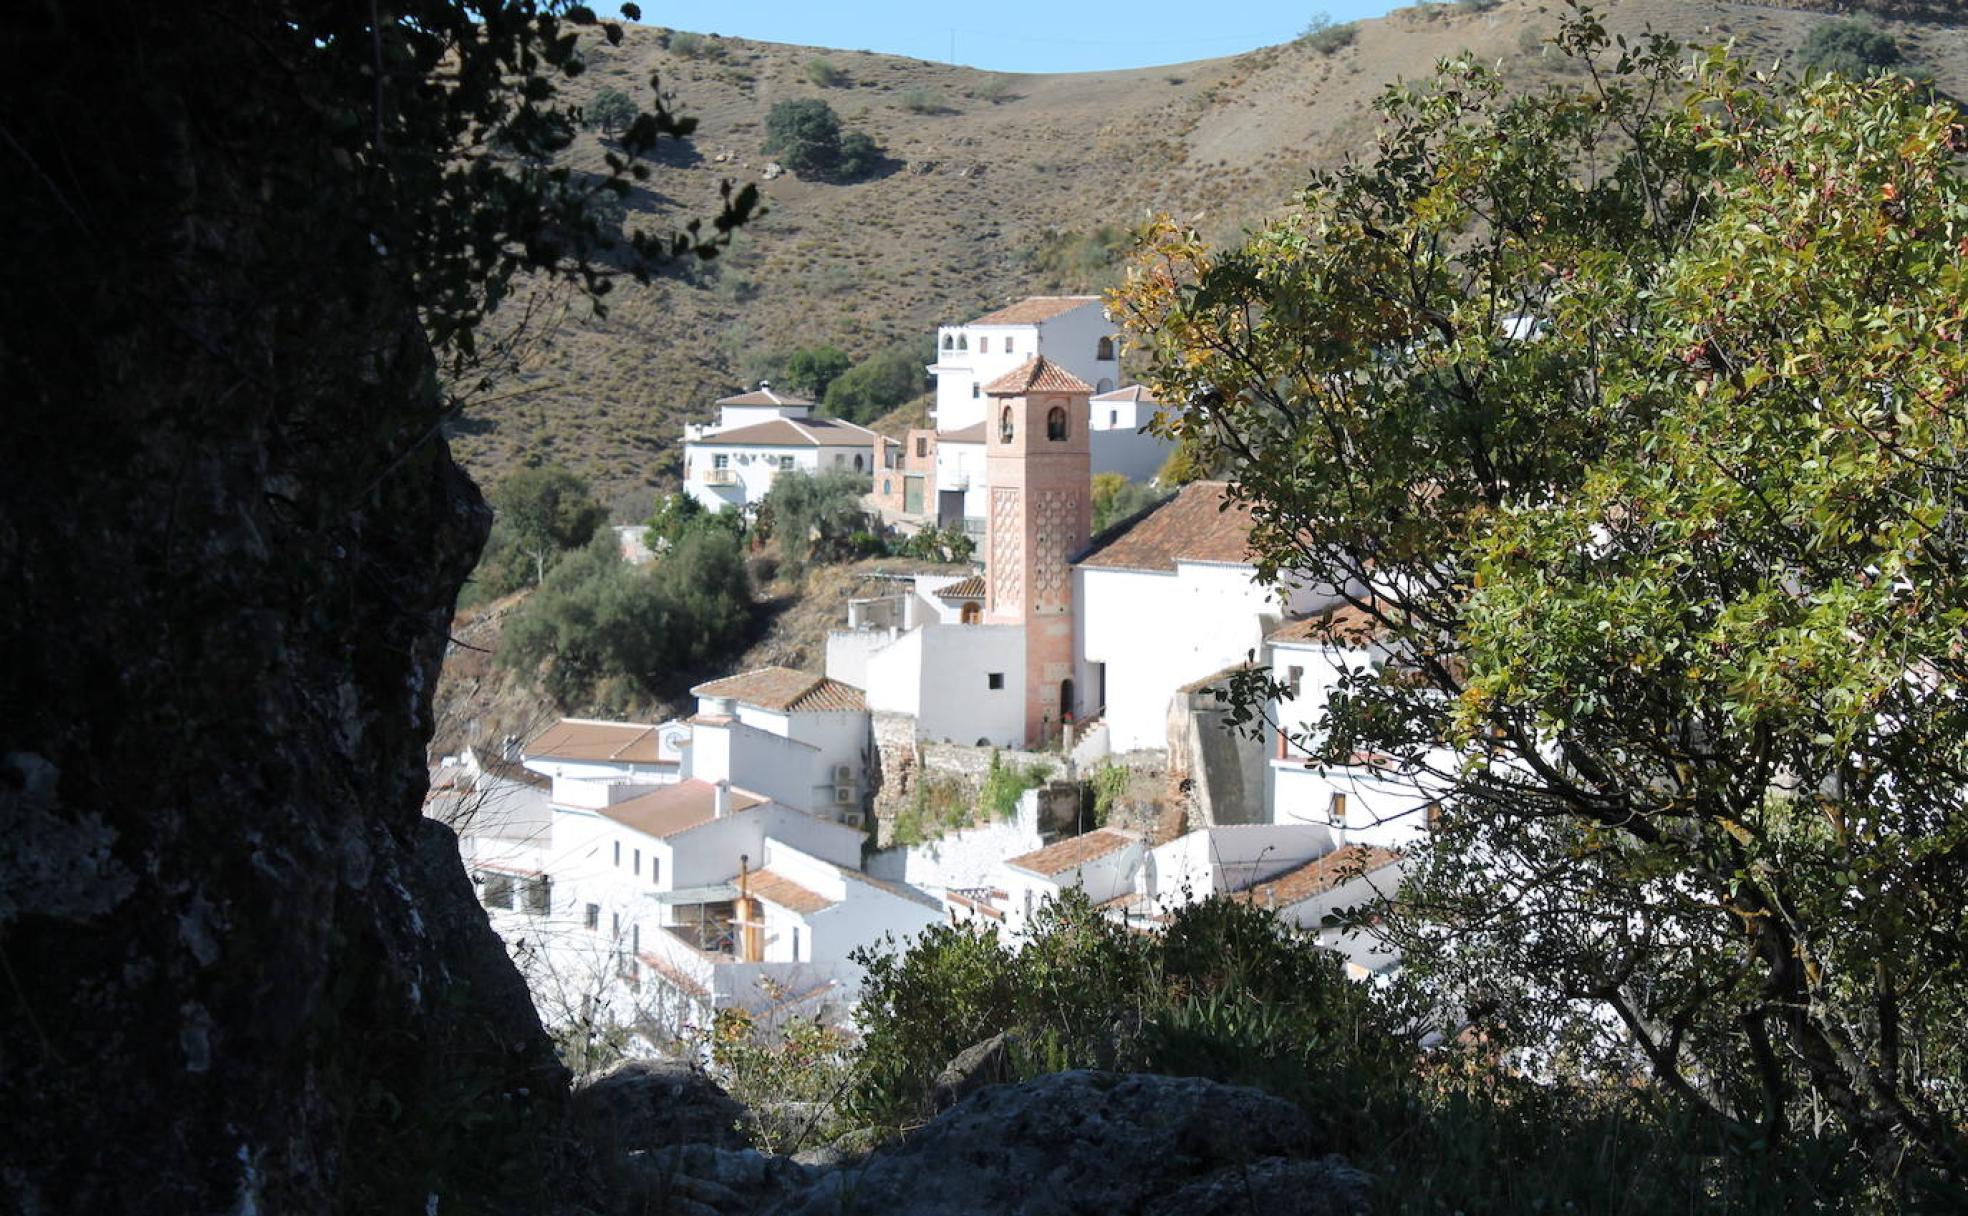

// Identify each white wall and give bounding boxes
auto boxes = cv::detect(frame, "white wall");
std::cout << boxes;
[682,443,872,513]
[1078,562,1335,752]
[866,786,1046,894]
[930,302,1116,431]
[1271,762,1441,850]
[690,719,819,813]
[757,840,943,969]
[862,621,1026,747]
[932,439,987,522]
[998,837,1144,941]
[1088,427,1174,484]
[1139,824,1336,916]
[1272,857,1412,936]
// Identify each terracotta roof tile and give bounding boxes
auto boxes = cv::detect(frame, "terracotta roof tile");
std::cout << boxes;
[933,574,986,601]
[1267,602,1392,647]
[1075,481,1256,573]
[983,355,1095,397]
[599,780,767,839]
[745,870,835,915]
[967,296,1102,326]
[692,667,866,713]
[716,386,814,407]
[692,416,879,448]
[1006,829,1139,878]
[525,719,669,764]
[467,746,550,788]
[1236,845,1404,911]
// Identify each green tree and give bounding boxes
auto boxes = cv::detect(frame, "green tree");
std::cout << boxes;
[823,346,926,422]
[785,345,853,399]
[585,86,637,135]
[1117,7,1968,1183]
[1091,472,1166,533]
[490,464,607,586]
[762,98,882,182]
[757,468,875,569]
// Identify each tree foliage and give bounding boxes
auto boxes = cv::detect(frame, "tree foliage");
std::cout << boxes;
[489,464,607,587]
[498,528,752,707]
[762,98,881,182]
[644,489,743,552]
[1116,3,1968,1185]
[784,345,853,399]
[584,86,637,135]
[1091,472,1167,534]
[1797,19,1905,81]
[822,346,927,422]
[756,469,877,569]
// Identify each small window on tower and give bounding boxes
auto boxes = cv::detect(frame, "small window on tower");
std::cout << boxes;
[915,437,928,457]
[1096,336,1115,361]
[1046,406,1068,441]
[999,406,1015,443]
[987,672,1005,690]
[979,337,990,354]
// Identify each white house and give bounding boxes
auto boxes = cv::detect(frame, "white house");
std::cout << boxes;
[742,838,944,967]
[1234,844,1409,980]
[521,717,688,786]
[687,667,873,824]
[1074,481,1345,753]
[927,296,1117,432]
[992,828,1145,940]
[1087,384,1174,483]
[681,385,880,514]
[1128,824,1337,922]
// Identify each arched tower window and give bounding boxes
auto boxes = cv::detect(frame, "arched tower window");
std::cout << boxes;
[961,601,981,625]
[999,405,1015,443]
[942,334,954,350]
[1096,336,1115,361]
[1046,405,1068,441]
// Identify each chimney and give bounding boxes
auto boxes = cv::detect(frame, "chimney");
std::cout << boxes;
[713,778,731,818]
[501,733,520,762]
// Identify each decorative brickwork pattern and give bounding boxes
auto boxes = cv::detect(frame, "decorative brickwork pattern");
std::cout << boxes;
[1033,489,1076,610]
[990,486,1022,611]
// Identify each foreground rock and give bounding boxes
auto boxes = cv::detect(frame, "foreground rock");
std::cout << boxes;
[576,1058,755,1153]
[770,1070,1370,1216]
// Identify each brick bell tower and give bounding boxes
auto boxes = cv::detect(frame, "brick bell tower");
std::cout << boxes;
[981,356,1093,747]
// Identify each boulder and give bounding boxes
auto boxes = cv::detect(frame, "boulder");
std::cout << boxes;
[575,1058,755,1152]
[626,1143,822,1216]
[769,1070,1366,1216]
[928,1029,1018,1113]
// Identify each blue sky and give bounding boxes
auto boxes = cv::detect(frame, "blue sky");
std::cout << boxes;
[639,2,1410,74]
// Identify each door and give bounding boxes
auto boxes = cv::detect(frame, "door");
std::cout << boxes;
[903,474,924,515]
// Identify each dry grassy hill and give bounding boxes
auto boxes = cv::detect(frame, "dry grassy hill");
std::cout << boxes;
[448,0,1966,517]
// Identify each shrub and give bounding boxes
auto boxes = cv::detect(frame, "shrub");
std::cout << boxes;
[897,87,947,115]
[1299,13,1357,55]
[584,87,637,135]
[784,345,852,399]
[667,30,714,59]
[822,346,926,422]
[971,75,1016,104]
[1797,19,1904,80]
[805,57,845,88]
[978,751,1049,819]
[894,526,974,564]
[761,98,881,182]
[755,468,875,569]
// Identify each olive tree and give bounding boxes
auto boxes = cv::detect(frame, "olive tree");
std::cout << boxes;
[1116,3,1968,1184]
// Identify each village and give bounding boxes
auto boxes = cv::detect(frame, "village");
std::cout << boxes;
[428,294,1436,1050]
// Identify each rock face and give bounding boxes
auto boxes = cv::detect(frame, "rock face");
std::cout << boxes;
[576,1058,757,1153]
[771,1071,1371,1216]
[0,5,571,1212]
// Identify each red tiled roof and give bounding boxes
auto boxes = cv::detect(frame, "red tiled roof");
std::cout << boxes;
[1006,829,1138,878]
[1267,602,1392,648]
[933,574,986,601]
[1076,481,1256,573]
[1177,661,1256,696]
[983,356,1095,397]
[1236,845,1404,911]
[745,870,835,915]
[968,296,1102,326]
[1091,384,1157,404]
[525,719,670,764]
[599,780,767,839]
[467,746,550,788]
[691,667,867,713]
[694,415,880,447]
[716,386,814,407]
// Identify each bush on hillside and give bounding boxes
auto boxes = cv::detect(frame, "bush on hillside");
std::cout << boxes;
[1019,225,1131,292]
[805,57,845,88]
[470,464,607,601]
[1798,19,1906,80]
[756,468,876,569]
[644,491,744,552]
[822,346,927,422]
[1299,13,1358,55]
[584,87,637,135]
[785,345,853,399]
[761,98,882,182]
[497,528,751,707]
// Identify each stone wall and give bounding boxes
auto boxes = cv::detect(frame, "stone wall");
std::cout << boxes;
[1168,693,1269,829]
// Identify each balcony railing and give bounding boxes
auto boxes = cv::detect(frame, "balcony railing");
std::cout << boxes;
[701,469,738,486]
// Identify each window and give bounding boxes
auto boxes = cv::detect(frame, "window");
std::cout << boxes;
[792,927,802,961]
[883,478,892,495]
[854,453,865,471]
[971,383,981,399]
[1327,792,1348,825]
[999,406,1015,443]
[523,875,551,915]
[1004,337,1014,354]
[1046,406,1067,441]
[632,923,640,953]
[1109,409,1118,426]
[961,602,981,625]
[633,848,641,876]
[585,903,601,931]
[915,436,928,457]
[1096,336,1115,361]
[778,455,795,470]
[1286,666,1304,698]
[942,334,954,350]
[651,857,661,885]
[713,453,729,469]
[979,337,989,354]
[478,872,514,911]
[612,911,621,940]
[834,453,846,467]
[958,334,968,351]
[613,841,621,867]
[987,672,1005,690]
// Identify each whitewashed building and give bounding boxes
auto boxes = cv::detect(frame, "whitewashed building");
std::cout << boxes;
[1074,481,1344,753]
[681,385,880,514]
[928,296,1117,431]
[991,828,1145,941]
[687,667,874,825]
[1088,384,1173,483]
[1234,844,1409,980]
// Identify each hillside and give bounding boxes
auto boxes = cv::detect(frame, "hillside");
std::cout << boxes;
[448,0,1968,519]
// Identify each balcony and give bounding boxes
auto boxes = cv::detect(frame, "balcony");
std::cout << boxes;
[701,468,738,486]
